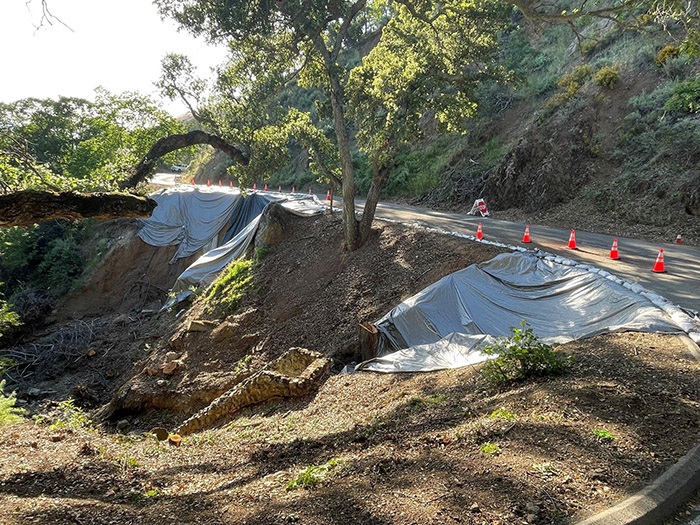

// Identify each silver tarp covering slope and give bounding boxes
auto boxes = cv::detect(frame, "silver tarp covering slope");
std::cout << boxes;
[358,251,684,373]
[138,186,243,262]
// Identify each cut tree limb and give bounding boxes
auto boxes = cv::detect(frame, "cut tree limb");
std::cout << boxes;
[120,130,249,189]
[0,190,156,227]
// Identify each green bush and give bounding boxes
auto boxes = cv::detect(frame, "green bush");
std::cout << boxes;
[663,77,700,113]
[206,259,254,313]
[481,322,569,385]
[655,45,680,66]
[0,380,26,426]
[544,65,593,112]
[594,66,620,89]
[286,458,341,490]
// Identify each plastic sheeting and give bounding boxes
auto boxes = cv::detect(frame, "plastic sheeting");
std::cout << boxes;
[357,251,684,373]
[139,186,242,262]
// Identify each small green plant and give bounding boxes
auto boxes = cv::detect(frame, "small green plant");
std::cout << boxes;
[593,428,616,440]
[481,321,569,385]
[533,461,559,476]
[254,246,269,260]
[480,442,501,456]
[206,259,253,313]
[655,45,680,66]
[594,66,620,89]
[407,394,446,409]
[663,77,700,113]
[0,380,26,425]
[286,458,342,491]
[490,408,516,420]
[234,354,253,375]
[50,398,92,430]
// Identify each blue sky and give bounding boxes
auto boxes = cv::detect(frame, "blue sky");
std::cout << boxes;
[0,0,227,116]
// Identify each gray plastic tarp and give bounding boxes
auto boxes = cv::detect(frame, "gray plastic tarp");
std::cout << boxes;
[357,251,684,373]
[139,186,242,262]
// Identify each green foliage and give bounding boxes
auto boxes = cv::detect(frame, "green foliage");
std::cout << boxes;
[285,458,342,491]
[49,398,92,430]
[663,77,700,113]
[234,354,253,375]
[594,66,620,89]
[490,408,516,420]
[544,65,593,112]
[206,259,253,313]
[407,394,446,409]
[593,428,616,439]
[655,45,680,65]
[480,442,501,456]
[0,286,20,340]
[0,380,26,426]
[481,321,569,385]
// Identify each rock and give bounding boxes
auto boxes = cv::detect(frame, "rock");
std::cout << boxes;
[186,319,217,332]
[168,434,182,447]
[116,419,129,431]
[254,202,290,250]
[49,434,64,442]
[165,352,180,362]
[87,349,96,357]
[149,427,169,441]
[169,331,186,350]
[28,388,41,397]
[156,379,168,387]
[469,503,481,513]
[162,361,178,375]
[144,367,159,377]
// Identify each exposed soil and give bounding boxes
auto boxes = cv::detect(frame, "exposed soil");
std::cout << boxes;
[103,213,507,420]
[0,332,698,524]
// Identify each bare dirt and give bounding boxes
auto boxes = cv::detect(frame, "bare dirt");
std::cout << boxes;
[0,332,698,524]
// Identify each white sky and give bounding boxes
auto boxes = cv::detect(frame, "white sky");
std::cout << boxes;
[0,0,228,116]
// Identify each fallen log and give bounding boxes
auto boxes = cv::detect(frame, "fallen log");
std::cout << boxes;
[0,190,157,227]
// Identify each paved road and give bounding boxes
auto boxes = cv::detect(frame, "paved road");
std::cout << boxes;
[326,196,700,313]
[148,175,700,312]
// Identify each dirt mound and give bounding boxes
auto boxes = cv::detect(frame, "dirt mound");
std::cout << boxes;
[104,213,506,421]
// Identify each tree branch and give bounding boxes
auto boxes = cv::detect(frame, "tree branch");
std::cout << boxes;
[120,130,249,189]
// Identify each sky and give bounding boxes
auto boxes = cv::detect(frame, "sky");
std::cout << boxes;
[0,0,228,116]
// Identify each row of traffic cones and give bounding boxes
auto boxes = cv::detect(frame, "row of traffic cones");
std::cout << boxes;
[193,180,334,199]
[475,222,668,273]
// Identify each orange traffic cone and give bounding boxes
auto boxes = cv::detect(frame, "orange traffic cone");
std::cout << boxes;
[567,230,577,250]
[206,179,211,186]
[229,181,233,187]
[676,234,682,245]
[292,186,296,194]
[278,186,281,193]
[652,249,665,273]
[610,238,619,260]
[476,222,483,240]
[264,184,268,192]
[522,225,531,243]
[326,190,331,201]
[309,186,312,194]
[253,183,257,190]
[191,179,195,185]
[218,180,222,186]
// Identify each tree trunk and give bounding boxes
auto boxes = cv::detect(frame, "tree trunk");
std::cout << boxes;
[120,130,248,189]
[359,154,392,245]
[0,190,156,227]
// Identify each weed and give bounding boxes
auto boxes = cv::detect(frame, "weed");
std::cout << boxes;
[234,354,253,375]
[407,394,446,409]
[593,428,616,440]
[0,380,26,425]
[286,458,342,491]
[480,442,501,456]
[655,45,680,66]
[49,399,92,430]
[254,246,269,260]
[594,66,621,89]
[206,259,253,313]
[481,321,569,385]
[533,461,559,476]
[490,408,516,420]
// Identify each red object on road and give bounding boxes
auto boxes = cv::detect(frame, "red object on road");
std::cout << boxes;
[326,190,331,201]
[652,249,665,273]
[191,180,195,185]
[309,186,312,194]
[610,238,619,260]
[476,222,483,240]
[522,225,531,243]
[292,186,296,194]
[676,234,682,244]
[264,184,268,192]
[278,186,282,193]
[230,181,233,187]
[253,183,257,190]
[207,179,211,187]
[218,180,222,186]
[567,230,577,250]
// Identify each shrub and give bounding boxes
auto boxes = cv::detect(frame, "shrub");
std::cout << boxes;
[286,458,341,491]
[663,77,700,113]
[544,65,593,112]
[481,321,569,385]
[655,45,680,66]
[49,398,92,430]
[594,66,620,89]
[206,259,253,313]
[480,442,501,456]
[0,380,26,425]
